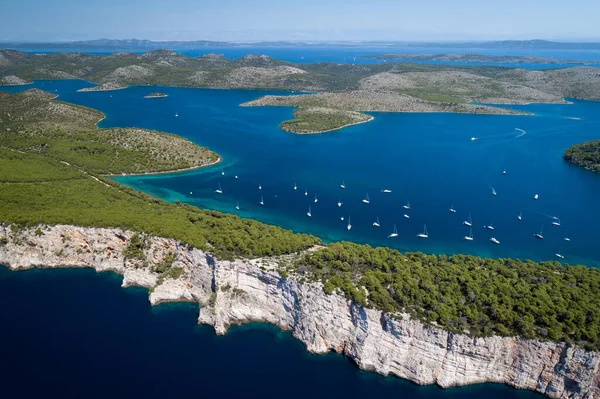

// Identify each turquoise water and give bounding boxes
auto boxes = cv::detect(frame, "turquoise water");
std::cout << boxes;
[0,265,541,398]
[1,78,598,397]
[3,80,600,266]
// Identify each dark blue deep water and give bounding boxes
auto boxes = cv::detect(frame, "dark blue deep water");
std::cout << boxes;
[0,265,540,398]
[1,73,599,398]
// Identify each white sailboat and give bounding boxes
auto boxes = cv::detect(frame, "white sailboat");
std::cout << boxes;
[307,206,312,218]
[464,229,474,241]
[347,217,352,231]
[555,251,565,259]
[340,216,344,221]
[534,226,544,239]
[449,204,456,213]
[305,189,308,196]
[403,200,411,210]
[564,237,571,242]
[381,189,392,193]
[259,196,264,206]
[258,184,262,190]
[362,193,370,204]
[388,225,398,238]
[534,193,539,200]
[340,181,346,189]
[463,214,472,227]
[215,183,223,194]
[189,191,193,195]
[503,170,507,175]
[337,201,342,207]
[492,187,497,196]
[403,214,410,219]
[485,219,495,230]
[221,170,225,176]
[517,211,522,221]
[314,195,318,203]
[417,225,429,238]
[490,237,500,245]
[294,182,297,191]
[373,217,380,227]
[175,112,179,117]
[235,175,238,179]
[235,201,240,210]
[552,217,561,227]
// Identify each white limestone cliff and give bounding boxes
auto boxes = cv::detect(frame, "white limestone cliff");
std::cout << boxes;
[0,224,598,398]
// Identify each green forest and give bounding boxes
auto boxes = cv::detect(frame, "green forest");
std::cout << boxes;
[1,90,600,350]
[564,140,600,173]
[297,242,600,350]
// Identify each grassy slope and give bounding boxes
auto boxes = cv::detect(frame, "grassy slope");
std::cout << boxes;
[0,148,319,259]
[0,90,217,174]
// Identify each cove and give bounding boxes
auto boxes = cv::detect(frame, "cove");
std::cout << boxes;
[0,265,541,398]
[4,80,597,267]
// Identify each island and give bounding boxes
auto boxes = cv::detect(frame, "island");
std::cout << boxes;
[2,49,600,133]
[564,140,600,173]
[360,53,589,65]
[1,88,600,398]
[144,91,168,98]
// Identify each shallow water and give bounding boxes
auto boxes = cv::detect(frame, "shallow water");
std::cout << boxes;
[0,265,541,398]
[4,80,597,266]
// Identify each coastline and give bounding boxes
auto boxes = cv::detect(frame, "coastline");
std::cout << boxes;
[0,224,598,399]
[101,155,221,177]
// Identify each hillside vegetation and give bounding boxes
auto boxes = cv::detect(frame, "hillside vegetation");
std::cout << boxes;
[295,242,600,349]
[564,140,600,173]
[1,68,600,350]
[0,89,217,174]
[3,49,600,133]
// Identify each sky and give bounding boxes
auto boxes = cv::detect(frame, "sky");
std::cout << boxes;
[1,0,599,42]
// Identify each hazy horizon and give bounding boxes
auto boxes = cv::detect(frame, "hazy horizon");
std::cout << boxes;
[1,0,600,43]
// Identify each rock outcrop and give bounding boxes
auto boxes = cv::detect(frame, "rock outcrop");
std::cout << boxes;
[0,75,31,85]
[0,224,598,398]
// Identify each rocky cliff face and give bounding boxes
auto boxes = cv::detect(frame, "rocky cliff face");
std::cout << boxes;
[0,224,598,398]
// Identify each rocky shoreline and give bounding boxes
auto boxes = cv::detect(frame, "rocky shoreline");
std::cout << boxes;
[0,75,32,86]
[0,224,598,398]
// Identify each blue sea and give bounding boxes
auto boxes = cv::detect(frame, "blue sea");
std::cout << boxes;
[4,79,599,266]
[0,265,539,399]
[12,45,600,69]
[2,55,600,397]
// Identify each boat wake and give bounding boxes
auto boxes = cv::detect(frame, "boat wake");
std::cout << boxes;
[515,128,527,138]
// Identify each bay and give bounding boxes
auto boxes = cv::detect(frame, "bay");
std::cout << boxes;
[5,80,596,266]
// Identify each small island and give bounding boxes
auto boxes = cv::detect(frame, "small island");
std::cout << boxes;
[144,92,168,99]
[564,140,600,173]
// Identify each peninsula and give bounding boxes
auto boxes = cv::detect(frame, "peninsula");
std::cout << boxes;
[2,49,600,133]
[0,89,600,398]
[564,140,600,173]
